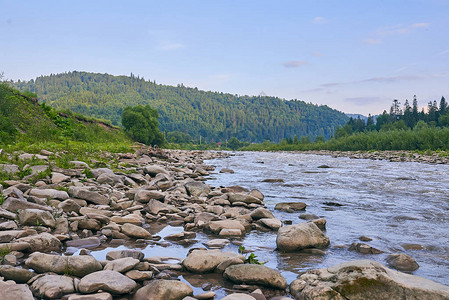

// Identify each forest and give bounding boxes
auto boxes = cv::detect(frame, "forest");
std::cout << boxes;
[243,96,449,151]
[12,71,348,143]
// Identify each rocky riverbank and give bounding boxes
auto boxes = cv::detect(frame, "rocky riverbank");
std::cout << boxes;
[0,147,448,300]
[297,150,449,164]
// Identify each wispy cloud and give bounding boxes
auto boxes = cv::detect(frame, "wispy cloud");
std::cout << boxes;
[312,51,325,57]
[437,49,449,56]
[159,43,185,51]
[312,17,328,25]
[283,60,308,68]
[364,22,430,45]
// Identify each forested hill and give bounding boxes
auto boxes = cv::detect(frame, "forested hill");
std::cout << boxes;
[14,71,348,142]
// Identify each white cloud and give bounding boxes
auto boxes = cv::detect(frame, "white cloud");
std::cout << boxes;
[312,51,325,57]
[364,22,430,45]
[312,17,328,24]
[411,22,430,28]
[283,60,308,68]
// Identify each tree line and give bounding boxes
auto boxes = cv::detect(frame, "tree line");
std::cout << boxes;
[12,71,348,143]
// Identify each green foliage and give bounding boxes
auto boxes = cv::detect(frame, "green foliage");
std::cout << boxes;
[238,246,265,265]
[0,246,10,263]
[122,105,164,146]
[13,71,349,143]
[0,194,5,206]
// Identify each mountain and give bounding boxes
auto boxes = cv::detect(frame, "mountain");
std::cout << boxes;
[0,82,129,145]
[14,71,349,143]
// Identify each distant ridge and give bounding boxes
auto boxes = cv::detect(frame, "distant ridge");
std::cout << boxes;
[14,71,349,142]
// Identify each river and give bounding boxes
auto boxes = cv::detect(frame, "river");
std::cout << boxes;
[204,151,449,286]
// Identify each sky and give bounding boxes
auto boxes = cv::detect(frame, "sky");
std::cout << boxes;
[1,0,449,115]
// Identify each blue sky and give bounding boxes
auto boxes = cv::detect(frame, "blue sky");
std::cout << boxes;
[1,0,448,115]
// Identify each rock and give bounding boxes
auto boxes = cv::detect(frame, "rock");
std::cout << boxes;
[274,202,306,211]
[309,218,326,230]
[25,252,102,277]
[0,265,35,283]
[135,190,165,203]
[143,165,170,177]
[69,187,110,205]
[79,207,113,217]
[17,232,61,252]
[30,274,75,299]
[220,168,235,173]
[349,242,383,254]
[146,199,180,215]
[125,270,153,281]
[90,168,114,178]
[261,178,284,183]
[106,249,144,261]
[29,188,69,200]
[66,237,101,249]
[66,293,113,300]
[58,199,82,213]
[185,181,211,197]
[78,270,137,294]
[133,279,193,300]
[104,257,140,273]
[0,208,17,219]
[386,253,419,271]
[121,223,152,239]
[259,218,282,230]
[219,229,243,236]
[69,160,89,168]
[0,220,18,230]
[97,173,123,186]
[250,207,275,220]
[276,222,330,252]
[205,219,248,235]
[215,257,245,273]
[0,164,20,174]
[51,172,70,184]
[224,264,287,290]
[359,235,373,242]
[299,213,319,220]
[111,215,143,225]
[195,291,216,299]
[0,281,34,300]
[227,193,262,204]
[290,259,449,300]
[18,209,55,227]
[204,239,230,249]
[2,197,52,212]
[182,249,245,273]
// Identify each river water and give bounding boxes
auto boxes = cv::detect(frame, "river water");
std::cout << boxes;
[88,151,449,297]
[204,151,449,286]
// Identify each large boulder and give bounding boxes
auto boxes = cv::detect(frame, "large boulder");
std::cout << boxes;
[290,260,449,300]
[133,279,193,300]
[78,270,137,294]
[2,197,52,212]
[30,275,76,299]
[29,188,69,200]
[25,252,102,277]
[18,209,55,227]
[250,207,275,220]
[106,249,144,261]
[223,264,287,290]
[276,222,329,252]
[0,281,34,300]
[143,165,169,177]
[97,173,123,186]
[16,233,61,252]
[182,249,245,273]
